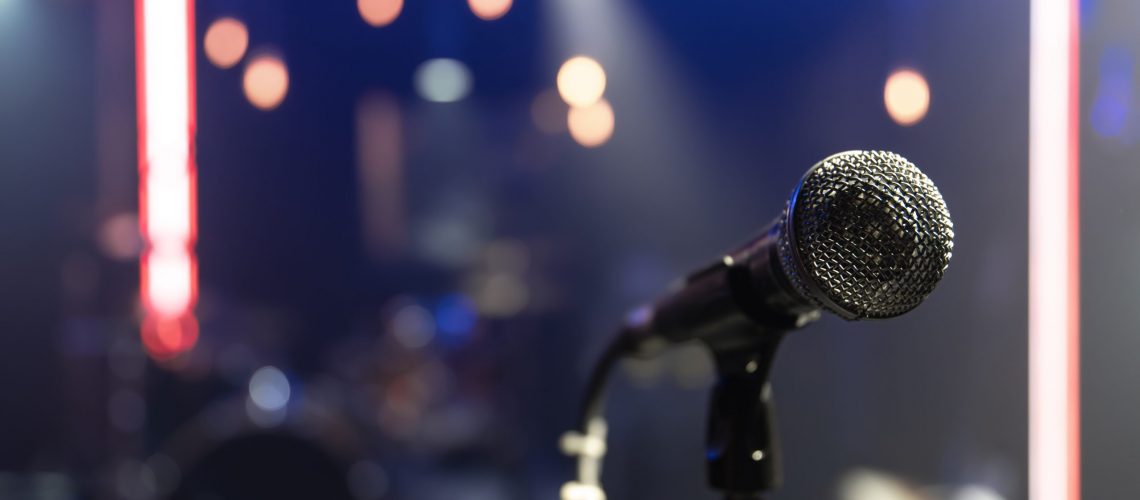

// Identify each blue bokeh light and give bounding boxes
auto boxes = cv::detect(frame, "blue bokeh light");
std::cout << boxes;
[435,293,478,344]
[1091,46,1133,139]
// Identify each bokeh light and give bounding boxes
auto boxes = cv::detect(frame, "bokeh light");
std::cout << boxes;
[243,54,289,110]
[884,68,931,126]
[415,195,490,267]
[670,343,715,388]
[434,294,477,342]
[468,0,512,21]
[561,482,606,500]
[390,302,436,349]
[248,366,291,412]
[414,59,473,103]
[203,17,248,69]
[99,213,141,261]
[567,98,615,148]
[623,355,666,387]
[358,0,403,27]
[954,485,1006,500]
[1090,47,1133,138]
[1091,93,1129,138]
[482,239,530,274]
[531,89,568,134]
[470,272,529,317]
[557,56,606,108]
[839,469,921,500]
[141,316,199,360]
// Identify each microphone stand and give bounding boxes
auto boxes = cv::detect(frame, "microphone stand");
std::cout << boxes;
[565,324,790,500]
[703,326,787,499]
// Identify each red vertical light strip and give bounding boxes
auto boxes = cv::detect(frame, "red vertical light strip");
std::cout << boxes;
[136,0,199,360]
[1029,0,1080,498]
[1066,0,1081,497]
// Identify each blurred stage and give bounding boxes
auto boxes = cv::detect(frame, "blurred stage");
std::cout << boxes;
[0,0,1135,499]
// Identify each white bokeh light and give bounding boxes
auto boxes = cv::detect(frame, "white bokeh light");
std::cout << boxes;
[390,303,436,348]
[954,485,1006,500]
[248,366,291,412]
[414,59,473,103]
[557,56,606,108]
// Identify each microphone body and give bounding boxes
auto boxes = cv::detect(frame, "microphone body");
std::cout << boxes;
[625,150,954,348]
[593,150,954,497]
[633,221,814,349]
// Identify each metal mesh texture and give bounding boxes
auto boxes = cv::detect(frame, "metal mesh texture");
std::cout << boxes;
[776,151,954,319]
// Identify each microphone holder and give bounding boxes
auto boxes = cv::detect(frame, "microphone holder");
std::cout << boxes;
[565,323,792,500]
[702,327,787,498]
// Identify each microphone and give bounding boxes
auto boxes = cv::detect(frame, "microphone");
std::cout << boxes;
[566,150,954,499]
[627,150,954,347]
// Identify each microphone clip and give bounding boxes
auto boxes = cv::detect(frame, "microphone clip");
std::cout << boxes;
[703,327,787,497]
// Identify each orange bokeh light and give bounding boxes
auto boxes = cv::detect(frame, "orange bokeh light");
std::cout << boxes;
[203,17,249,69]
[567,98,615,148]
[468,0,512,21]
[358,0,403,27]
[884,68,931,126]
[243,55,289,110]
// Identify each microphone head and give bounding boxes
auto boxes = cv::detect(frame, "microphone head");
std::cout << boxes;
[776,151,954,320]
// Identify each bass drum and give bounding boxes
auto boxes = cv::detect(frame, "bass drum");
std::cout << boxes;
[169,431,354,500]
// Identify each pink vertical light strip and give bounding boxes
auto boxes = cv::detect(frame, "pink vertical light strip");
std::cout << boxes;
[136,0,199,359]
[356,92,406,261]
[1029,0,1080,499]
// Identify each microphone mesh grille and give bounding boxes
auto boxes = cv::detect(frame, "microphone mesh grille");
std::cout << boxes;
[778,151,954,319]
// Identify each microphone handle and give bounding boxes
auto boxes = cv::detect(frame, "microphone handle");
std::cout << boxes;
[633,220,814,348]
